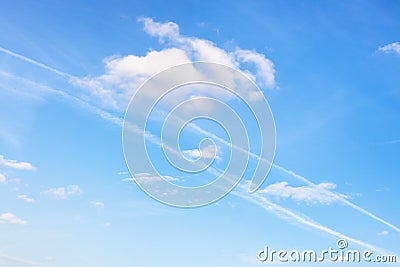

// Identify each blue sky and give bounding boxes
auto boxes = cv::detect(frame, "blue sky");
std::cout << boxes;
[1,1,400,266]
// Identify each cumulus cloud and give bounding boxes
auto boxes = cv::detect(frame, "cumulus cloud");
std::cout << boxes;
[235,49,275,87]
[41,185,83,200]
[71,48,191,110]
[0,155,36,171]
[139,18,275,87]
[139,17,180,41]
[0,213,27,225]
[17,195,35,203]
[259,181,349,205]
[72,17,275,111]
[378,42,400,55]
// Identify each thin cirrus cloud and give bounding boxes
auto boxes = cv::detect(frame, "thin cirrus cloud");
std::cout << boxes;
[17,194,35,203]
[0,154,36,171]
[0,253,37,266]
[385,139,400,145]
[90,201,105,209]
[0,213,27,225]
[41,185,83,200]
[378,230,389,236]
[378,42,400,55]
[122,172,180,184]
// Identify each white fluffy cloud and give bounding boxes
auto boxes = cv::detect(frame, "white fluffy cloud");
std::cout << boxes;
[379,42,400,55]
[259,181,349,205]
[139,17,275,87]
[0,155,36,171]
[139,17,180,40]
[72,47,191,110]
[41,185,83,200]
[235,49,275,87]
[0,213,27,225]
[72,18,275,111]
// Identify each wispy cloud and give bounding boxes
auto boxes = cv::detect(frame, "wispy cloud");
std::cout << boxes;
[182,144,220,160]
[0,253,37,266]
[378,42,400,55]
[259,181,349,205]
[0,173,6,184]
[384,139,400,145]
[17,195,35,203]
[378,230,389,236]
[0,155,36,171]
[41,185,83,200]
[0,213,27,225]
[90,201,105,209]
[122,172,180,184]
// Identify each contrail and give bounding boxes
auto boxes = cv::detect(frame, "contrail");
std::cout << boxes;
[2,46,399,235]
[0,69,122,127]
[183,119,400,234]
[188,120,400,234]
[272,164,400,233]
[233,187,399,260]
[0,46,76,79]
